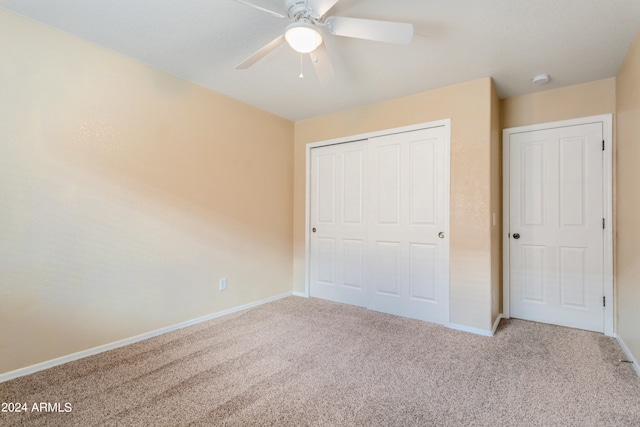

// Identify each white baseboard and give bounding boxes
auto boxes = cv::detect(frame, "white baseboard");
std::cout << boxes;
[293,291,308,297]
[0,292,293,384]
[614,333,640,378]
[492,314,504,335]
[448,323,493,337]
[448,315,503,337]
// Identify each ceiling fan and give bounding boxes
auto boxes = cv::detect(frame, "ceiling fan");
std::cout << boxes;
[232,0,414,79]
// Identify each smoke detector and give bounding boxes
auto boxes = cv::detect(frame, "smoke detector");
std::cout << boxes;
[532,74,551,85]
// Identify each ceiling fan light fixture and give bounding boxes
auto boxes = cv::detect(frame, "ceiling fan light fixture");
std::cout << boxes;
[285,21,322,53]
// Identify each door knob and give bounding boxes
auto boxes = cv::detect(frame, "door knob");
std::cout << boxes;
[513,233,520,239]
[438,232,445,239]
[312,228,316,233]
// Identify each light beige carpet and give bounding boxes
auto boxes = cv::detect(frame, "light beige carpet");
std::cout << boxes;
[1,296,639,426]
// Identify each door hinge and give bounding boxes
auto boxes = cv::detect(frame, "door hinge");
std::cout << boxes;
[602,140,605,151]
[603,218,605,229]
[603,296,606,307]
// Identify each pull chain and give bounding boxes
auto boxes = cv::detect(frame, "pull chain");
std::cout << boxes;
[299,53,304,79]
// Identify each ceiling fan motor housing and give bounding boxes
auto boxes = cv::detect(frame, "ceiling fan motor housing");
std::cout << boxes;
[285,0,319,21]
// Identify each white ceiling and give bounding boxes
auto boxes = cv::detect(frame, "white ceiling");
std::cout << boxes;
[2,0,640,121]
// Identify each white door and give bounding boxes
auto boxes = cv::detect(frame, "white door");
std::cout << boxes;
[509,123,604,332]
[367,128,449,323]
[309,126,449,325]
[309,140,368,307]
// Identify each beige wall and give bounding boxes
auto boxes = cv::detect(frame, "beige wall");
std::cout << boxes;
[490,80,502,325]
[616,29,640,363]
[294,78,497,331]
[500,78,616,129]
[0,10,294,375]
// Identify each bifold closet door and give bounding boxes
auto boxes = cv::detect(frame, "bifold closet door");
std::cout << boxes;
[309,140,368,307]
[367,127,449,324]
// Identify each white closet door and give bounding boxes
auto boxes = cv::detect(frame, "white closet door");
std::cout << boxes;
[309,141,368,307]
[509,123,604,332]
[309,126,449,325]
[367,127,449,324]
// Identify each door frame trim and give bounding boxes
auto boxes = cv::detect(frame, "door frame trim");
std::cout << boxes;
[304,119,451,304]
[502,114,613,336]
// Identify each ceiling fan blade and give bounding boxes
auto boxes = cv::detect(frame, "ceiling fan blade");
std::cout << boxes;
[236,35,286,69]
[310,43,335,84]
[308,0,340,18]
[326,16,414,45]
[231,0,285,18]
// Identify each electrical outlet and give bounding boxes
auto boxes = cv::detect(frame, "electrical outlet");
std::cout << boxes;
[219,277,227,291]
